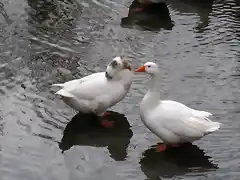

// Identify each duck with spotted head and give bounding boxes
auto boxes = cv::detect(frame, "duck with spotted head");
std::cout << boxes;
[52,56,133,128]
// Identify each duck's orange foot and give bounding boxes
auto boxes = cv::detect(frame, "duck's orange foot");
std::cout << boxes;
[103,111,110,117]
[101,119,114,128]
[156,144,168,152]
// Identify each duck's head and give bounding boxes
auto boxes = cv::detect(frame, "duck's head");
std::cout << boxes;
[134,62,159,75]
[105,56,132,79]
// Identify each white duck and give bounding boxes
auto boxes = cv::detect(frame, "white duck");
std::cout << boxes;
[135,62,221,151]
[52,56,133,128]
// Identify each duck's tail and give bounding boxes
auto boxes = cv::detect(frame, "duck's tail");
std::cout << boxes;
[55,89,74,97]
[205,121,221,134]
[193,110,212,119]
[51,83,65,88]
[51,83,73,97]
[193,110,221,134]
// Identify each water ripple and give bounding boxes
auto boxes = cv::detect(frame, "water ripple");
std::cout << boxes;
[0,0,239,179]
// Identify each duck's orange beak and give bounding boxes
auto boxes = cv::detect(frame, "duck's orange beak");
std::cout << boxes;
[135,66,145,72]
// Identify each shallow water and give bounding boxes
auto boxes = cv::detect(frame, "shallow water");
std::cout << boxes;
[0,0,239,179]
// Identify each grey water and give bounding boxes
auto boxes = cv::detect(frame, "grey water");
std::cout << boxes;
[0,0,239,179]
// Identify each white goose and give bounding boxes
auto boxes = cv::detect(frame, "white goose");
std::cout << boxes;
[135,62,221,151]
[52,56,133,127]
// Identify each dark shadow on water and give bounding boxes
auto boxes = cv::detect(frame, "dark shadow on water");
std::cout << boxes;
[59,111,133,161]
[167,0,213,33]
[121,1,174,31]
[140,143,218,179]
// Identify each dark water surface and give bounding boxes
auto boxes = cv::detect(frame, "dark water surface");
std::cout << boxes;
[0,0,239,179]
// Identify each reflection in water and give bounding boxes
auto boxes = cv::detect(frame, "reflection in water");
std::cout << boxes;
[140,143,218,179]
[168,0,213,33]
[121,0,174,31]
[0,0,239,179]
[59,111,133,161]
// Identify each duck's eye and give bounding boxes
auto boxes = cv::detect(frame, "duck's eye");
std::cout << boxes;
[147,65,151,68]
[110,60,118,68]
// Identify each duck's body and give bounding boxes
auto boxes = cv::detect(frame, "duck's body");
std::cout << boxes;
[140,99,220,144]
[135,62,221,149]
[52,57,133,118]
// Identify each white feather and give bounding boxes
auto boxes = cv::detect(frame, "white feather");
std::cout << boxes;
[52,57,133,115]
[137,62,221,145]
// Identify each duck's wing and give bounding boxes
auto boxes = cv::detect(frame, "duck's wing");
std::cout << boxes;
[52,72,104,89]
[52,72,105,97]
[154,100,221,139]
[55,72,129,105]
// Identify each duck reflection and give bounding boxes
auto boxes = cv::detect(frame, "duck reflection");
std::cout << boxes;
[140,143,218,179]
[167,0,213,33]
[59,111,133,161]
[121,0,174,31]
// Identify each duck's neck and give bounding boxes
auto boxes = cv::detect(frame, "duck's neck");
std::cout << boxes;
[110,69,133,89]
[141,73,161,111]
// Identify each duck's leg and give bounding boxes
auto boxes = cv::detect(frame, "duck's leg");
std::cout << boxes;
[99,111,114,128]
[98,111,110,117]
[155,143,168,152]
[101,120,114,128]
[103,111,110,116]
